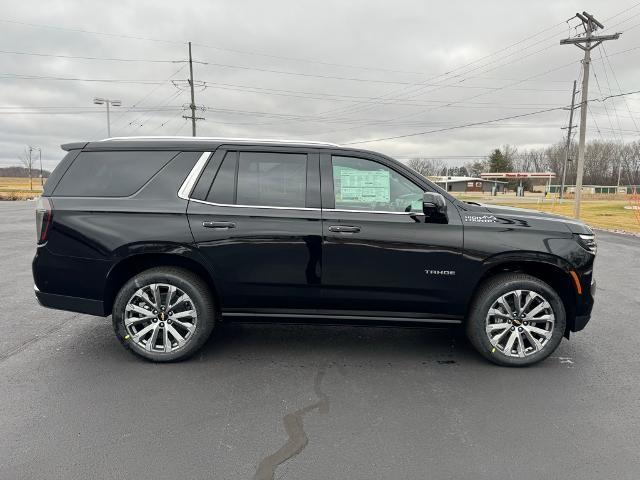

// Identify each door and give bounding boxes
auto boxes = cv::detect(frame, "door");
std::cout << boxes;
[320,153,464,318]
[187,147,322,311]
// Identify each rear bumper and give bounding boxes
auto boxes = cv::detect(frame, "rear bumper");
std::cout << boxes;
[34,285,106,317]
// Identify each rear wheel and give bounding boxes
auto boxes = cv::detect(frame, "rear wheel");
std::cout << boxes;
[112,267,215,362]
[466,273,566,367]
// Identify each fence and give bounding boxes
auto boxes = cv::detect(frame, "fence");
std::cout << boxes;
[548,185,640,195]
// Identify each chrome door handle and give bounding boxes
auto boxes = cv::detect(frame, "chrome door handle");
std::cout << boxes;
[328,225,360,233]
[202,221,236,229]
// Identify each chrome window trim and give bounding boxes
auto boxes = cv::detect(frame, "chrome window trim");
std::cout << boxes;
[177,151,212,200]
[329,208,421,215]
[190,198,321,212]
[189,198,418,215]
[180,152,421,215]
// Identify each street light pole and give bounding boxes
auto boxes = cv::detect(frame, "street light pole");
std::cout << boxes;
[93,98,122,137]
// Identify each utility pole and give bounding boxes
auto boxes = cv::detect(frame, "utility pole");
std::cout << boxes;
[188,42,197,136]
[181,42,204,136]
[561,12,620,218]
[27,146,33,191]
[560,80,578,200]
[617,160,623,187]
[38,148,43,187]
[444,165,449,192]
[93,98,121,137]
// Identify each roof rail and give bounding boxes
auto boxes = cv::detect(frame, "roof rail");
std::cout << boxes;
[98,136,340,147]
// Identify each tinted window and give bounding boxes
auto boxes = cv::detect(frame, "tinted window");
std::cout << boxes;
[332,156,423,212]
[205,151,237,204]
[53,151,177,197]
[42,150,80,196]
[236,152,307,207]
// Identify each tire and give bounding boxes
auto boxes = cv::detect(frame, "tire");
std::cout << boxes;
[466,273,566,367]
[112,267,216,362]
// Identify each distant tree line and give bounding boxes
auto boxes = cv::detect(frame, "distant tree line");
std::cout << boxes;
[0,166,51,178]
[407,139,640,187]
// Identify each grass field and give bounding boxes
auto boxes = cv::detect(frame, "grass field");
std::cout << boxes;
[455,193,640,233]
[0,177,43,200]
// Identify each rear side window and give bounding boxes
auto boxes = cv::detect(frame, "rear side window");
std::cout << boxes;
[206,151,307,207]
[53,150,177,197]
[237,152,307,207]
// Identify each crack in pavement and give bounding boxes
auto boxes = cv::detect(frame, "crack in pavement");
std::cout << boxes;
[0,313,80,362]
[253,365,329,480]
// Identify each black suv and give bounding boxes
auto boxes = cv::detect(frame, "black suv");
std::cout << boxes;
[33,137,596,366]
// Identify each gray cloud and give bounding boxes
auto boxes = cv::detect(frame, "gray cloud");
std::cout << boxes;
[1,0,639,170]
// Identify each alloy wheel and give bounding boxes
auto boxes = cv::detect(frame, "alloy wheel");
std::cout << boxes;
[124,283,197,353]
[485,289,555,358]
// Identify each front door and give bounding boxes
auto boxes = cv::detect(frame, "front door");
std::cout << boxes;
[320,153,464,318]
[187,148,322,312]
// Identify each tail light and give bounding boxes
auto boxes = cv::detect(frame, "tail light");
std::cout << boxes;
[35,197,53,244]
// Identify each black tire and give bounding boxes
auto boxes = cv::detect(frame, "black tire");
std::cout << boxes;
[112,267,215,362]
[466,273,566,367]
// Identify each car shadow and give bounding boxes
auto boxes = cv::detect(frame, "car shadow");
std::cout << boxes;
[198,321,480,366]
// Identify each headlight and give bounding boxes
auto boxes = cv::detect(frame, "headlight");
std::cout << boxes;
[577,233,597,254]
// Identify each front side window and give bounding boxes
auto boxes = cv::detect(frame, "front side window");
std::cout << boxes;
[236,152,307,207]
[332,156,424,212]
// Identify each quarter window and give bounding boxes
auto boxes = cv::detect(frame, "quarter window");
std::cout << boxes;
[53,151,177,197]
[332,156,424,212]
[205,151,236,204]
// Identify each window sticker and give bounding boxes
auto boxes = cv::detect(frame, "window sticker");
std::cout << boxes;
[338,168,390,203]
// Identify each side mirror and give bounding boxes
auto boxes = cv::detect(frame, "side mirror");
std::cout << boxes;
[422,192,448,224]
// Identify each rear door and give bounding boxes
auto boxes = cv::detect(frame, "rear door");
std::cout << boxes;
[319,152,464,318]
[186,146,322,312]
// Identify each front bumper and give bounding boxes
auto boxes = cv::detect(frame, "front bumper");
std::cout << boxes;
[570,277,596,332]
[34,285,106,317]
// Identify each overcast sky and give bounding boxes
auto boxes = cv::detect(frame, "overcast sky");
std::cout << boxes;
[1,0,640,170]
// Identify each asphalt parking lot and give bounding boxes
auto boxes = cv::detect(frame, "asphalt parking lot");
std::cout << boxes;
[1,200,639,480]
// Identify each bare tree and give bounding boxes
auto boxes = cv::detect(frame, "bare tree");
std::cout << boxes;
[18,147,33,191]
[406,158,445,177]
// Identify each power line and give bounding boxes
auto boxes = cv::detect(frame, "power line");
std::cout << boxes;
[311,58,581,137]
[0,16,569,78]
[591,63,619,140]
[311,32,566,121]
[344,89,640,145]
[344,107,567,145]
[0,73,165,84]
[603,1,640,23]
[0,49,182,63]
[107,64,187,133]
[600,43,640,135]
[0,18,184,45]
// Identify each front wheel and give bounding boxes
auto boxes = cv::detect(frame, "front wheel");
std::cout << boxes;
[466,273,566,367]
[112,267,215,362]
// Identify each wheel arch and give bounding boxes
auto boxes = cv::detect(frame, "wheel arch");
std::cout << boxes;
[104,250,219,316]
[471,254,578,336]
